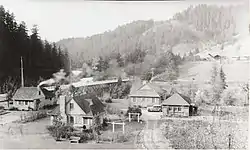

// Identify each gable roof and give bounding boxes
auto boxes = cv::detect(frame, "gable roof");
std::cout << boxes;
[129,82,166,97]
[13,87,45,100]
[73,93,105,116]
[161,93,191,106]
[48,105,60,116]
[40,87,55,99]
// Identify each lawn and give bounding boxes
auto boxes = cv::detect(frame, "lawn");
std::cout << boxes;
[0,111,145,149]
[107,99,130,110]
[100,120,146,145]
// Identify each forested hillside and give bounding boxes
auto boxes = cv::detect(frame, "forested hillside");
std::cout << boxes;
[57,4,244,69]
[0,5,70,94]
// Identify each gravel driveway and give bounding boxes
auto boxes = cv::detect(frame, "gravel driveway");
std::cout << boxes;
[140,109,172,150]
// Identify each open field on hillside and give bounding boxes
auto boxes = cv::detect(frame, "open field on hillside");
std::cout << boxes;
[179,61,249,84]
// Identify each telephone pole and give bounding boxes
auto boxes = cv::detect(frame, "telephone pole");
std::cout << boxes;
[21,57,24,87]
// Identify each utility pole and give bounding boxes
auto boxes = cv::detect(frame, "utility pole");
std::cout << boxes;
[21,57,24,87]
[228,134,232,149]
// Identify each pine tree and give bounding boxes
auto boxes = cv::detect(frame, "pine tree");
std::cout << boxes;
[219,66,227,90]
[116,52,124,67]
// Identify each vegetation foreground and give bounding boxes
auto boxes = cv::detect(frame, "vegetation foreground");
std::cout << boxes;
[160,119,248,149]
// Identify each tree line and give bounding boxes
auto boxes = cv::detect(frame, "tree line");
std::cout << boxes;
[0,5,69,94]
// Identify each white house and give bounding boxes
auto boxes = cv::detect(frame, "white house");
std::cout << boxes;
[50,93,105,130]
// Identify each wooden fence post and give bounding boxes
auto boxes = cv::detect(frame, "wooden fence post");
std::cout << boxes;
[112,122,115,133]
[122,122,125,134]
[128,113,131,122]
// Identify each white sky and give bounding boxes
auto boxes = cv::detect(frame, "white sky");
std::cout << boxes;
[0,0,248,42]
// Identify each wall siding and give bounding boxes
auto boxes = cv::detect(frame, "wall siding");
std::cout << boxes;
[162,105,190,117]
[130,97,160,107]
[13,100,35,110]
[66,99,86,115]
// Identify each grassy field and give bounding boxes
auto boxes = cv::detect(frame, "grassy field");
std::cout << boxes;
[107,99,130,111]
[0,117,139,149]
[179,61,249,84]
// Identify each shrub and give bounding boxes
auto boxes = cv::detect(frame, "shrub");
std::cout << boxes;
[125,106,142,120]
[102,117,109,129]
[9,107,18,111]
[0,106,4,110]
[105,98,112,103]
[21,110,47,123]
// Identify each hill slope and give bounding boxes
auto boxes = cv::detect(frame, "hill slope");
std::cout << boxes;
[57,4,246,69]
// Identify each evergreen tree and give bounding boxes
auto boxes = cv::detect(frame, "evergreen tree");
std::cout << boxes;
[219,66,227,90]
[116,52,124,67]
[0,5,69,92]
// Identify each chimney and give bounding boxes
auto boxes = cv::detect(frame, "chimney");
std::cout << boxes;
[59,95,67,123]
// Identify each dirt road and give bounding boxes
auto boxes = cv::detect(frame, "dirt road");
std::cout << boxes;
[140,110,171,150]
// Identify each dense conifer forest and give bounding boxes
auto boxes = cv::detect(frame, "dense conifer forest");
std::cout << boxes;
[0,5,69,93]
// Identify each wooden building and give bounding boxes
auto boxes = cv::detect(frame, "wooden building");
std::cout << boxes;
[161,93,197,117]
[129,82,167,108]
[12,87,45,111]
[50,93,105,130]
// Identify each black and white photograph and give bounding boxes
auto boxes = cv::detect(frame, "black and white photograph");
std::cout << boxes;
[0,0,249,149]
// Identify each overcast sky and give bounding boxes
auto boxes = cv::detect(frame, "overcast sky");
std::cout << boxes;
[0,0,248,42]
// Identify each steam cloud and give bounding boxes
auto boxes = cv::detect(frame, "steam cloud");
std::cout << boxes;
[38,69,67,87]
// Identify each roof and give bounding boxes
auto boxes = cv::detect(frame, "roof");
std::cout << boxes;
[13,87,45,101]
[129,82,166,97]
[161,93,191,106]
[72,78,131,88]
[73,94,105,116]
[49,105,60,116]
[40,87,55,99]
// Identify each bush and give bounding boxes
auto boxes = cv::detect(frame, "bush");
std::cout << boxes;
[105,98,112,103]
[161,120,247,149]
[9,107,18,111]
[21,110,47,123]
[0,106,4,110]
[41,104,58,110]
[102,117,109,129]
[125,106,142,118]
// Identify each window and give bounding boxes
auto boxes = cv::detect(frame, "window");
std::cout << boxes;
[25,101,28,105]
[38,91,41,95]
[70,103,74,110]
[152,98,156,103]
[169,107,172,111]
[19,101,21,105]
[83,118,88,124]
[132,98,137,103]
[70,116,74,124]
[174,107,177,111]
[178,107,181,111]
